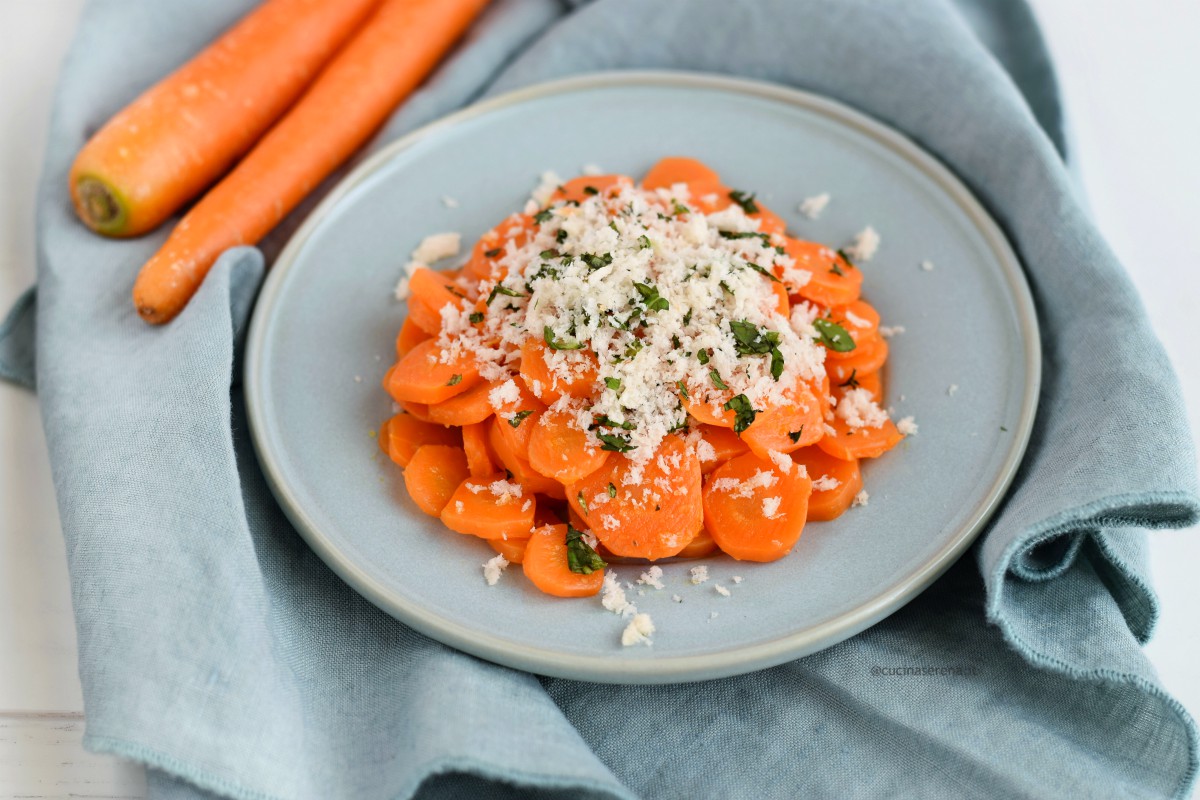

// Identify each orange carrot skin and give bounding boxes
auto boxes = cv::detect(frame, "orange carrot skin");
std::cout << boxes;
[489,537,529,564]
[522,525,605,598]
[403,445,469,516]
[791,446,864,521]
[383,412,460,467]
[439,473,536,541]
[703,452,812,562]
[70,0,381,237]
[396,317,431,358]
[133,0,492,323]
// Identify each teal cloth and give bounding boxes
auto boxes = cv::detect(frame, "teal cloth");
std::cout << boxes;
[2,1,1198,797]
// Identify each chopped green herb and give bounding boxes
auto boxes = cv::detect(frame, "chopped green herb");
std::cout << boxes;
[577,492,589,516]
[555,229,568,244]
[566,524,607,574]
[508,410,534,428]
[671,334,682,349]
[1000,425,1009,432]
[673,201,690,215]
[580,252,614,270]
[446,374,462,386]
[623,339,644,360]
[788,428,804,443]
[533,209,553,224]
[719,280,734,296]
[829,261,845,277]
[746,261,780,282]
[838,369,860,388]
[604,377,622,391]
[728,319,785,380]
[835,248,857,270]
[486,284,524,305]
[468,312,484,324]
[596,431,634,453]
[723,394,758,434]
[543,325,584,351]
[813,318,856,352]
[607,483,617,498]
[697,349,710,365]
[709,369,728,390]
[446,285,467,299]
[539,249,560,259]
[637,234,652,249]
[728,189,760,214]
[485,247,503,258]
[633,282,669,312]
[676,380,689,399]
[583,185,599,195]
[683,308,693,326]
[594,414,635,431]
[719,230,771,242]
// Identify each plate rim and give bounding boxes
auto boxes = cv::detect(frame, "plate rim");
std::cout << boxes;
[244,69,1041,684]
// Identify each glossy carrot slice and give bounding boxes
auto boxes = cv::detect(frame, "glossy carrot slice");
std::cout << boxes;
[395,316,431,358]
[825,336,889,384]
[440,472,535,540]
[698,425,749,473]
[489,536,529,564]
[675,528,718,559]
[383,338,480,405]
[551,174,633,204]
[832,369,884,404]
[567,435,703,560]
[741,379,825,457]
[791,446,864,521]
[382,412,460,467]
[406,267,466,335]
[461,421,496,478]
[403,445,469,517]
[703,452,812,562]
[642,157,723,198]
[522,524,605,598]
[786,240,862,307]
[527,408,610,485]
[825,300,880,357]
[519,339,598,404]
[816,416,904,460]
[487,417,565,499]
[426,379,496,426]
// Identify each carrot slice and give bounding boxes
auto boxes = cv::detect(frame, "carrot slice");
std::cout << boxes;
[383,339,480,405]
[791,446,864,521]
[522,524,605,598]
[396,399,435,423]
[461,421,496,477]
[440,472,535,540]
[698,425,749,473]
[489,536,529,564]
[519,339,598,404]
[403,445,469,516]
[741,379,825,457]
[641,157,723,198]
[396,316,431,358]
[382,412,460,467]
[816,416,903,460]
[683,391,736,429]
[487,417,566,499]
[426,379,496,426]
[770,279,791,315]
[527,408,610,485]
[551,175,633,204]
[703,452,812,562]
[70,0,382,237]
[825,300,880,356]
[567,435,703,560]
[489,383,547,462]
[133,0,492,324]
[833,369,884,403]
[675,528,718,559]
[406,267,465,335]
[825,336,889,384]
[787,240,863,307]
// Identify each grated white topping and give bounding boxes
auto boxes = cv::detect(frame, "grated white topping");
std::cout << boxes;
[715,584,731,597]
[798,192,831,219]
[601,571,636,617]
[689,565,710,585]
[920,259,935,272]
[836,388,889,429]
[878,325,905,338]
[411,232,461,265]
[637,566,665,590]
[442,196,460,209]
[852,489,870,507]
[812,475,841,492]
[482,554,509,586]
[843,226,880,262]
[761,496,782,519]
[621,613,656,646]
[897,416,919,436]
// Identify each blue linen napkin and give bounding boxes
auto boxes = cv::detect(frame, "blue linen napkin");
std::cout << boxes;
[3,0,1198,797]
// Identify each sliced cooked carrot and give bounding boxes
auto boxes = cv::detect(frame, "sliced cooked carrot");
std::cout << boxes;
[534,503,567,528]
[825,300,880,356]
[703,452,812,561]
[551,175,633,204]
[522,524,605,598]
[488,536,529,564]
[396,316,431,358]
[383,412,460,467]
[383,339,480,405]
[489,386,547,463]
[641,157,723,198]
[833,369,884,403]
[397,399,434,422]
[770,279,791,315]
[426,379,496,426]
[742,379,824,457]
[403,445,469,516]
[377,417,393,457]
[440,472,535,540]
[406,267,465,335]
[461,421,496,477]
[527,408,610,485]
[675,528,718,559]
[519,339,598,404]
[816,416,903,460]
[567,435,703,560]
[786,240,862,307]
[683,391,736,429]
[791,446,864,521]
[825,336,889,384]
[487,417,565,499]
[698,425,749,473]
[706,190,787,235]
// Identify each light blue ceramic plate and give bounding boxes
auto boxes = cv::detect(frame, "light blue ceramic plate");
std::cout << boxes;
[245,72,1039,684]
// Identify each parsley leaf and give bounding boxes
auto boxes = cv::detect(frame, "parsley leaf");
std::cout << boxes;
[676,380,689,399]
[580,252,614,270]
[745,261,780,282]
[485,247,503,258]
[723,394,758,434]
[813,318,856,352]
[728,189,760,214]
[673,201,690,215]
[835,249,857,270]
[607,483,617,498]
[633,282,669,312]
[583,185,599,195]
[788,428,804,443]
[486,284,524,305]
[577,492,589,516]
[566,524,607,574]
[637,234,652,249]
[508,410,534,428]
[709,369,728,390]
[719,230,771,242]
[446,374,462,387]
[604,377,622,391]
[697,349,710,365]
[533,209,553,224]
[838,369,860,388]
[544,325,584,351]
[596,431,634,452]
[594,414,635,431]
[729,320,785,380]
[556,229,568,244]
[468,312,484,324]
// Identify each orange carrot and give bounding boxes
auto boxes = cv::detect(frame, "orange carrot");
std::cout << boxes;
[70,0,382,238]
[825,336,889,384]
[487,417,566,499]
[816,416,903,460]
[675,528,718,559]
[519,339,598,403]
[461,421,497,477]
[405,267,467,335]
[825,300,880,355]
[488,536,529,564]
[527,408,610,485]
[791,446,864,521]
[382,412,460,467]
[403,444,469,516]
[703,452,812,561]
[641,157,723,197]
[426,379,496,426]
[440,472,536,540]
[133,0,492,323]
[566,435,703,560]
[698,425,749,473]
[786,240,862,307]
[551,175,633,204]
[741,379,825,457]
[395,316,431,358]
[833,369,884,403]
[383,339,480,405]
[521,524,605,598]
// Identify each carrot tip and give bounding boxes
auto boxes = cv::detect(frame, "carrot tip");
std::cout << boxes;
[75,176,128,235]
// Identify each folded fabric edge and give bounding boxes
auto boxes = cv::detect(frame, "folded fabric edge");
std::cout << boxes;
[0,285,37,390]
[84,735,638,800]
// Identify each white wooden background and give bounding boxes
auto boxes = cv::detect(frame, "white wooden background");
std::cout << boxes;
[1,2,1197,797]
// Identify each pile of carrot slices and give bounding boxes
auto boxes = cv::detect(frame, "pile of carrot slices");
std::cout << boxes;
[379,157,906,598]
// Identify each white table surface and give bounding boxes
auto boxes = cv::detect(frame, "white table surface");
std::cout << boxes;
[1,2,1197,797]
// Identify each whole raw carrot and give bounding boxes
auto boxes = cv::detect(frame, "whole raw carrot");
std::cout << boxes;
[69,0,383,238]
[133,0,492,324]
